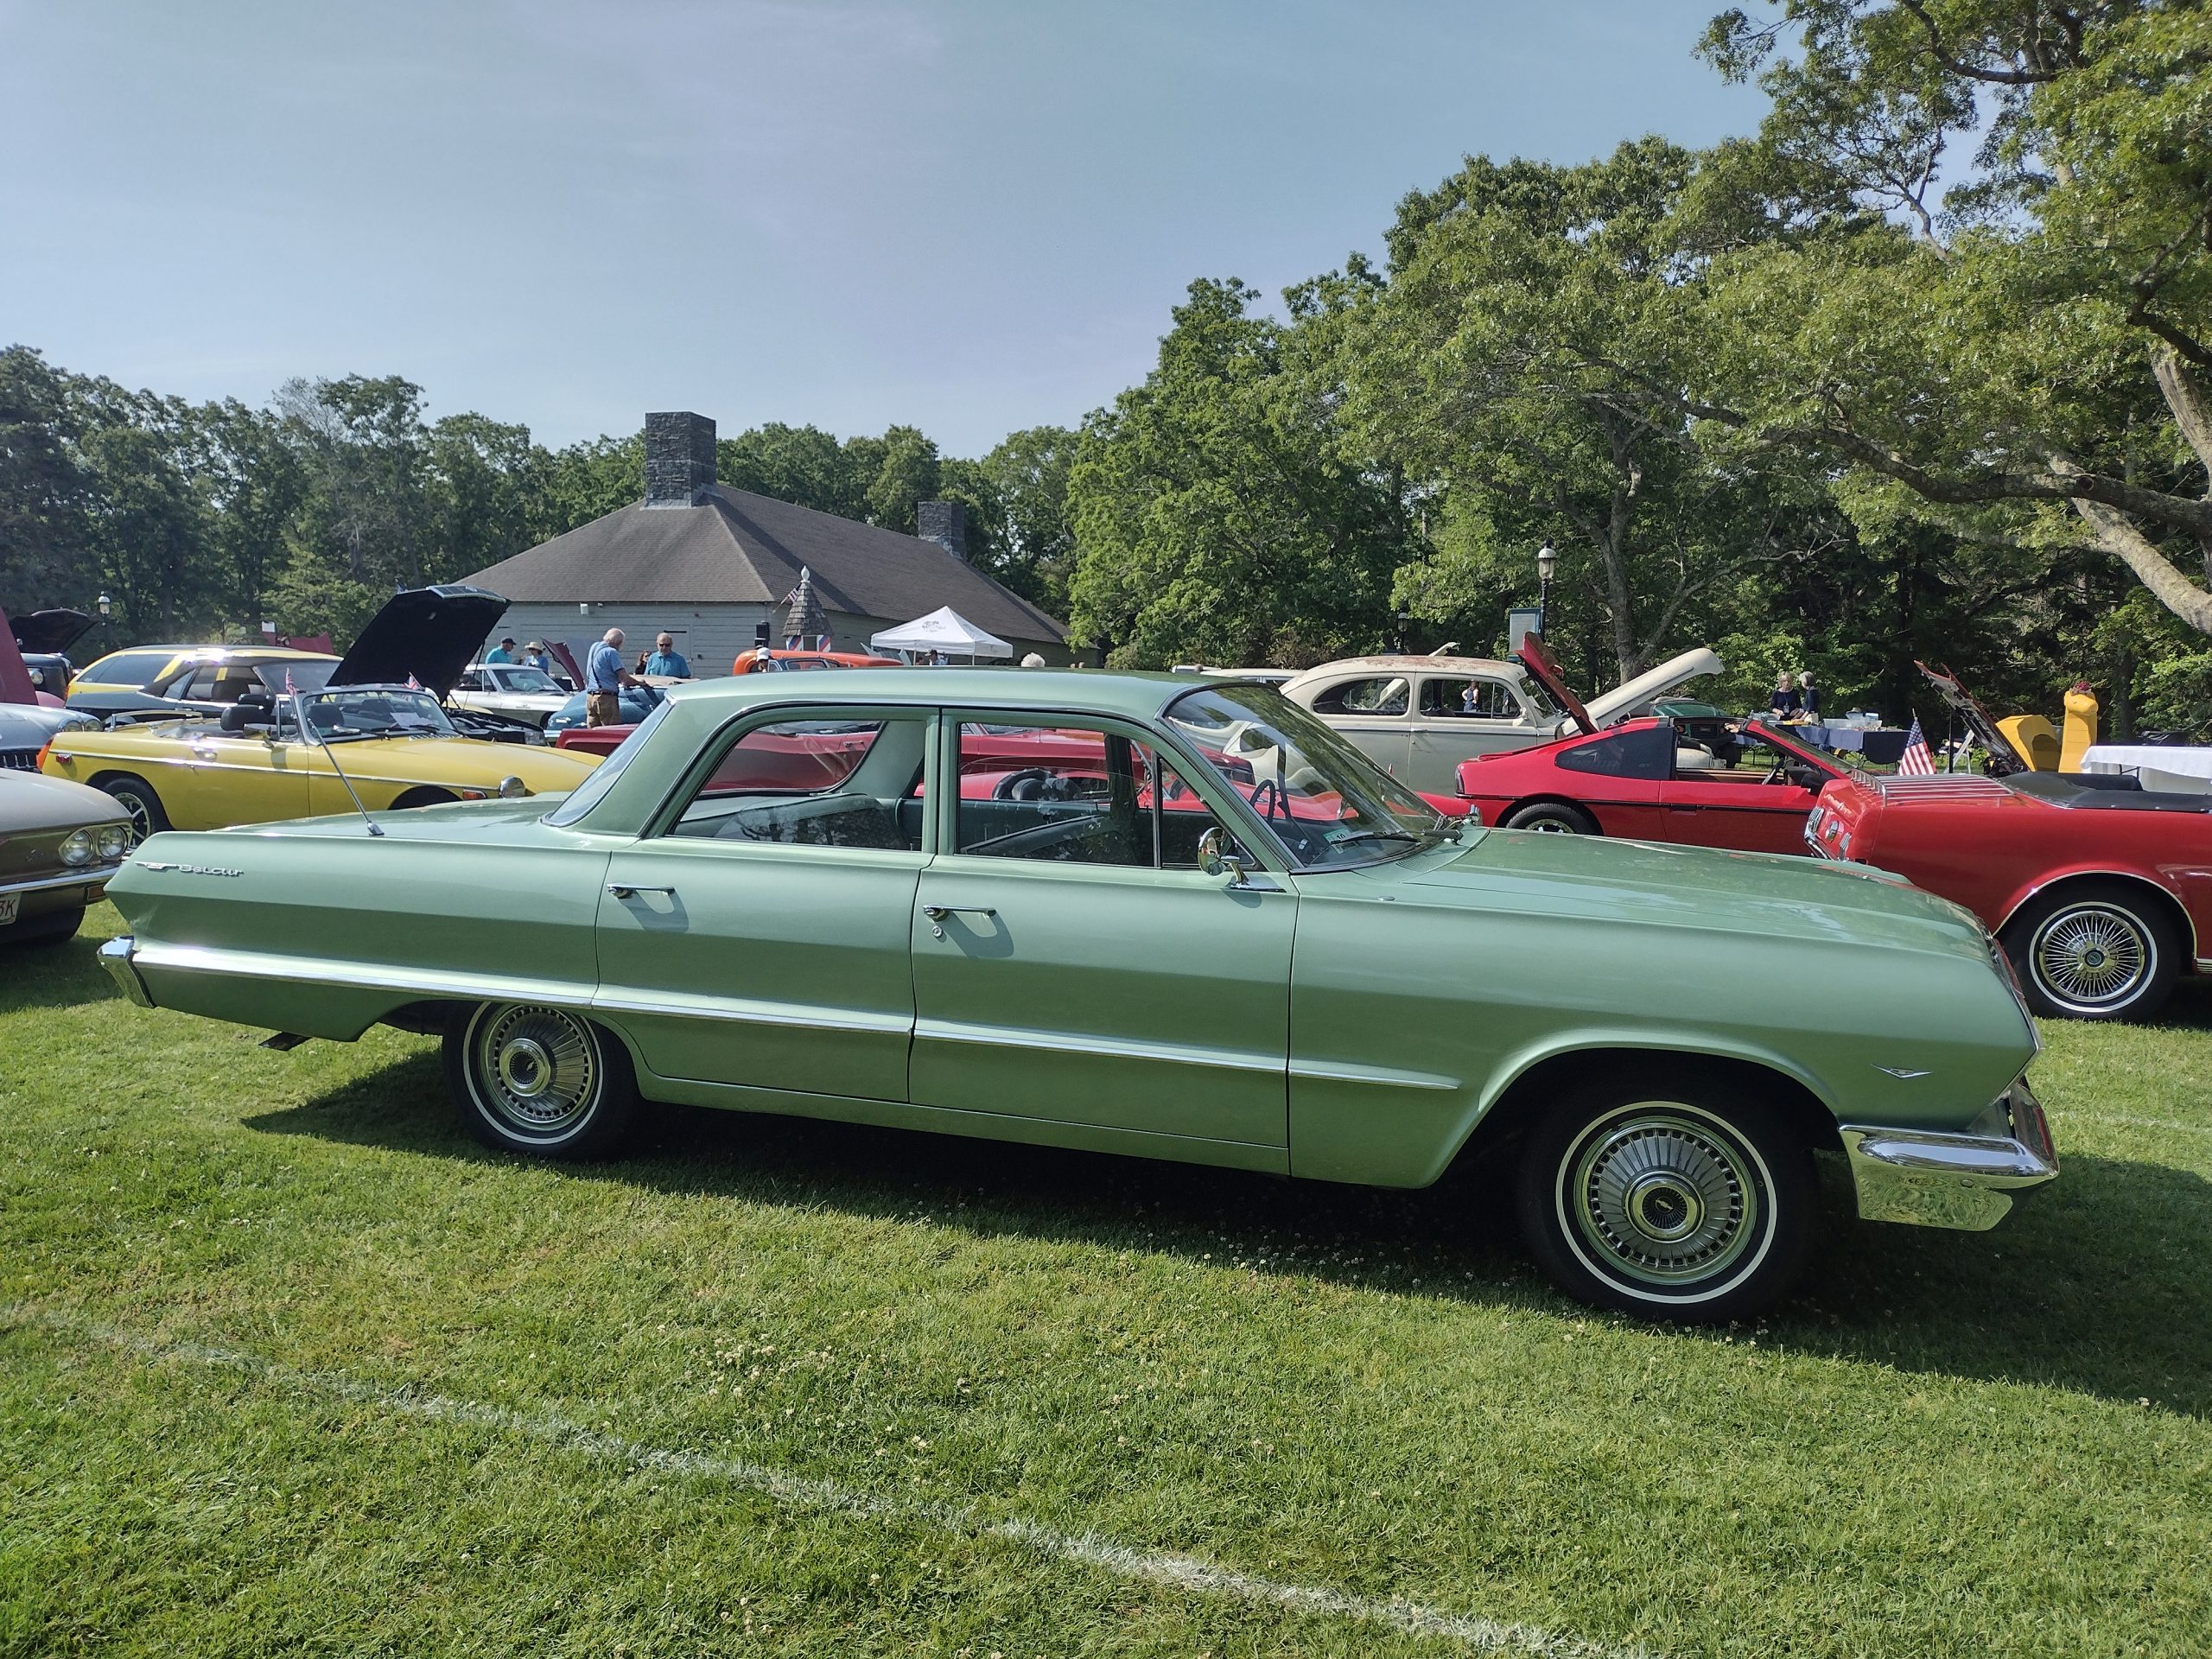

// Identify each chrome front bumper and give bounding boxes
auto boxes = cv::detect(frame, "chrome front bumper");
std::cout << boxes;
[1839,1079,2057,1231]
[99,936,155,1008]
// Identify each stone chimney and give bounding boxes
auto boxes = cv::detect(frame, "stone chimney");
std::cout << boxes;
[916,499,967,562]
[643,411,716,508]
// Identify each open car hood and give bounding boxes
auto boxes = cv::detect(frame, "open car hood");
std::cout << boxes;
[1585,646,1725,727]
[1915,661,2025,773]
[10,608,95,656]
[330,585,509,697]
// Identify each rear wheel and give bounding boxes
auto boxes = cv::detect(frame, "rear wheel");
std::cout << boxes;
[444,1001,639,1158]
[102,775,169,839]
[1503,800,1599,835]
[1516,1076,1813,1321]
[2001,882,2177,1021]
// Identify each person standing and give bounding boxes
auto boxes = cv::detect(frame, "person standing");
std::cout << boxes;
[485,637,518,665]
[1796,671,1821,721]
[1766,671,1800,720]
[587,628,637,726]
[643,632,691,677]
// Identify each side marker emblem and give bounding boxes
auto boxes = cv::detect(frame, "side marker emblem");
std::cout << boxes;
[1874,1066,1932,1080]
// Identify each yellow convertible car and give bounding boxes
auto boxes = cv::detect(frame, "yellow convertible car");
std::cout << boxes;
[39,586,600,836]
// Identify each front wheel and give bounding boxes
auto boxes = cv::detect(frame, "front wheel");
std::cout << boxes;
[2001,883,2177,1021]
[1516,1077,1813,1321]
[444,1001,640,1158]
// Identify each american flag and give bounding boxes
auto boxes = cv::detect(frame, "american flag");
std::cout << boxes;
[283,669,296,693]
[1897,715,1936,776]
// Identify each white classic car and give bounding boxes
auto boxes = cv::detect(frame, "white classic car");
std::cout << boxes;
[448,661,576,729]
[1280,648,1724,796]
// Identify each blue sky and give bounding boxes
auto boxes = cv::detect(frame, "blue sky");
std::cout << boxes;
[1,2,1768,455]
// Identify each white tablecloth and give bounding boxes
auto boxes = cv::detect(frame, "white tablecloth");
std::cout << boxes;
[2081,744,2212,782]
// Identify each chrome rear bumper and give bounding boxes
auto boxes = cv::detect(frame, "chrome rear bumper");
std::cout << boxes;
[1839,1080,2056,1231]
[99,936,155,1008]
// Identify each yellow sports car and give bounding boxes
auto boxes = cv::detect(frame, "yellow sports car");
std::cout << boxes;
[40,585,601,836]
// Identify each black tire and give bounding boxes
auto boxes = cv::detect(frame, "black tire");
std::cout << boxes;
[1516,1073,1814,1322]
[4,906,84,947]
[1503,800,1599,836]
[2000,881,2178,1022]
[102,775,169,839]
[443,1001,640,1159]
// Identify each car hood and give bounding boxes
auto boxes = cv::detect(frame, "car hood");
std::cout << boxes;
[0,767,130,831]
[1369,829,1989,959]
[10,608,96,656]
[0,702,98,744]
[331,585,510,697]
[1585,647,1726,727]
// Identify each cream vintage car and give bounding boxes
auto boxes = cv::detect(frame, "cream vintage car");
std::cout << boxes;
[1280,648,1724,796]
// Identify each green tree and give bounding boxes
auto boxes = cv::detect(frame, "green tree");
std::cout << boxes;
[1347,140,1853,681]
[861,425,941,534]
[0,345,88,611]
[1695,0,2212,638]
[718,423,868,520]
[542,434,642,536]
[1067,278,1415,667]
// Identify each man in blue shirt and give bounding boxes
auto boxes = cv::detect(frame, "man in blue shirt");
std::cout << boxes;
[642,632,691,678]
[485,637,517,664]
[587,628,639,726]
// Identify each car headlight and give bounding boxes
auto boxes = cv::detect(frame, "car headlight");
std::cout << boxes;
[498,775,528,798]
[99,823,131,859]
[60,829,94,866]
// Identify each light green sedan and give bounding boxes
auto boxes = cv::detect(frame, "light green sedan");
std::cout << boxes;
[99,669,2056,1320]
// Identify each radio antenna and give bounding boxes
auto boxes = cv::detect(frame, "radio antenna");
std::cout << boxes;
[294,690,384,837]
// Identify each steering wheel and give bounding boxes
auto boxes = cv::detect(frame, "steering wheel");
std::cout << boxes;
[992,767,1053,802]
[1248,777,1286,823]
[1761,756,1789,785]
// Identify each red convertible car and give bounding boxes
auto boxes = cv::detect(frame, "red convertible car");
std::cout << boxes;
[1451,639,1845,855]
[1809,771,2212,1020]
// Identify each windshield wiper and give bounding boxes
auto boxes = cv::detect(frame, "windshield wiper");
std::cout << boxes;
[1329,830,1423,849]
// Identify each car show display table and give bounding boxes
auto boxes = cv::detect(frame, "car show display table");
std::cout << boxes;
[2081,744,2212,785]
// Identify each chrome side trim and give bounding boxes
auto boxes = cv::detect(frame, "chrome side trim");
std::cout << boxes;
[99,937,154,1007]
[1290,1059,1460,1092]
[1840,1082,2057,1232]
[124,940,903,1038]
[915,1016,1281,1076]
[2198,956,2212,973]
[1,864,120,899]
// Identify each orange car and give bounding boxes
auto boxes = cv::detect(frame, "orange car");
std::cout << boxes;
[730,647,900,675]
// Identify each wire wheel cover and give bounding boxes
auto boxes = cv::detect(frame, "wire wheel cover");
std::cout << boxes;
[472,1005,598,1135]
[1567,1112,1758,1287]
[2031,903,2152,1011]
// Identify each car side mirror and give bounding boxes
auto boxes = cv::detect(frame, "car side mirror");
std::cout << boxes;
[1198,826,1252,887]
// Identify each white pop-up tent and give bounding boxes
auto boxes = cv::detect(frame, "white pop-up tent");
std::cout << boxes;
[868,606,1013,662]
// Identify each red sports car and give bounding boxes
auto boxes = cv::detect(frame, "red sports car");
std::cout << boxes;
[1450,639,1846,854]
[1809,771,2212,1020]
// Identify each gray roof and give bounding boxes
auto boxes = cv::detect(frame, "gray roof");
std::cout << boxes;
[459,485,1065,644]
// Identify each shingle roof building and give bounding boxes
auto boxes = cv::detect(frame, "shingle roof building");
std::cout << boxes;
[459,412,1067,673]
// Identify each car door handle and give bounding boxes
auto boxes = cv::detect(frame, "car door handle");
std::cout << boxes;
[607,884,677,899]
[922,903,996,938]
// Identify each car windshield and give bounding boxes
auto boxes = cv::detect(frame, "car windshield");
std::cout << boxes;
[1514,671,1559,720]
[495,667,562,693]
[1162,683,1450,869]
[295,688,456,741]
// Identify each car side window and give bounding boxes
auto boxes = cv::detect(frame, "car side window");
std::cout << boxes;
[1556,724,1672,780]
[1311,677,1408,717]
[662,716,928,851]
[455,671,484,691]
[954,722,1219,868]
[83,651,175,687]
[1421,677,1519,719]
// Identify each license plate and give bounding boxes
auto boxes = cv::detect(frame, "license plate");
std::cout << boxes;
[0,892,17,926]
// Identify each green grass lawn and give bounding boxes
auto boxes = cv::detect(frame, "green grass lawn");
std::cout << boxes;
[5,904,2211,1657]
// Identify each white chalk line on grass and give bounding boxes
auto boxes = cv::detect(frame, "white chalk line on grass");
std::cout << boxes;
[5,1305,1657,1659]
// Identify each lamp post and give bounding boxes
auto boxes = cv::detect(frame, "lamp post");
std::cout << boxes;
[1535,541,1556,636]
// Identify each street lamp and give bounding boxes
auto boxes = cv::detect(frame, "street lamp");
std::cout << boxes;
[1535,542,1556,635]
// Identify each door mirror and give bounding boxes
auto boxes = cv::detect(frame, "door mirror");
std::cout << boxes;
[1198,826,1251,886]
